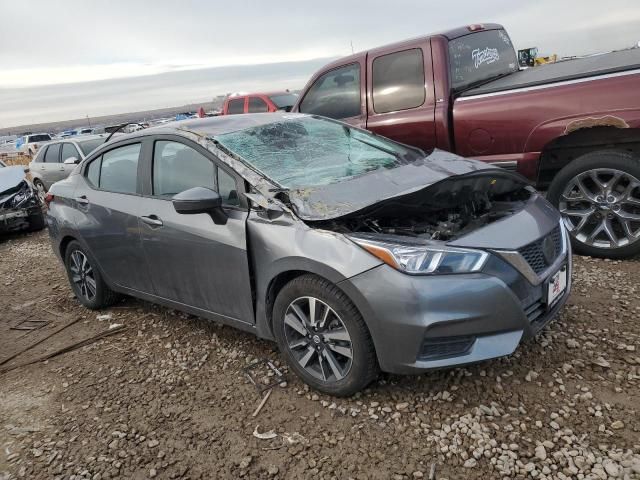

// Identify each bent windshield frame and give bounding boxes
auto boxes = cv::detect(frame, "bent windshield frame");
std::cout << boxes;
[214,116,423,189]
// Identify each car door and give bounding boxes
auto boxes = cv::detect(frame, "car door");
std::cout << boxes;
[365,42,437,151]
[137,136,254,324]
[60,142,82,180]
[40,143,62,189]
[74,140,153,293]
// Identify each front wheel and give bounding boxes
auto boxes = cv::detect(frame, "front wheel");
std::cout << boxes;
[272,274,378,397]
[547,150,640,258]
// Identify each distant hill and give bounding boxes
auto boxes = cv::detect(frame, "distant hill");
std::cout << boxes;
[0,57,334,133]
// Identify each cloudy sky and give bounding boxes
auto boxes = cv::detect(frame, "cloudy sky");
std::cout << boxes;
[1,0,639,128]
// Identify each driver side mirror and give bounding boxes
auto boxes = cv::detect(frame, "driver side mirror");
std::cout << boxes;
[172,187,227,225]
[64,157,80,165]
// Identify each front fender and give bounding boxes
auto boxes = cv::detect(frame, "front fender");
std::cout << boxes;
[246,211,382,339]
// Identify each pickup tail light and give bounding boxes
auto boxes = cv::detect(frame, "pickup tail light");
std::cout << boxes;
[468,24,485,31]
[44,193,54,208]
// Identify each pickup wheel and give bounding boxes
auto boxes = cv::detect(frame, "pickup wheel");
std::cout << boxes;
[547,150,640,258]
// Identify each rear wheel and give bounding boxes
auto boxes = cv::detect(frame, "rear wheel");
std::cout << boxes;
[64,241,120,309]
[272,274,378,397]
[547,150,640,258]
[33,179,46,201]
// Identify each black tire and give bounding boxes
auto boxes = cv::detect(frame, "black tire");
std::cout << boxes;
[272,274,378,396]
[64,240,120,309]
[547,149,640,258]
[26,209,46,232]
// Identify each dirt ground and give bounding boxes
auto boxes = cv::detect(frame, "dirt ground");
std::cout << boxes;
[0,230,639,480]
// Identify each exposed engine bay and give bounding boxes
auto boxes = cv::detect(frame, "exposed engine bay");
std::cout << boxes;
[312,173,533,241]
[0,165,45,233]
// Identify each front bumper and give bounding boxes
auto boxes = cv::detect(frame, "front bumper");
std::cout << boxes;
[0,206,37,232]
[338,247,572,375]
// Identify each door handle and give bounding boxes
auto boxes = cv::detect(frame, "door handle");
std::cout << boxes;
[140,215,163,227]
[75,195,89,205]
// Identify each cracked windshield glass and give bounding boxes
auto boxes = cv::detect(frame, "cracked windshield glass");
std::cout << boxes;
[215,116,421,188]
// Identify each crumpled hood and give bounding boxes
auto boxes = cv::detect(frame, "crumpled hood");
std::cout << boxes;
[286,149,526,221]
[0,166,26,193]
[0,166,28,205]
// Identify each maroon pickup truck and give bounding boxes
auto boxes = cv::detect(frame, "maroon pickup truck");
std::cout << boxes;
[293,24,640,258]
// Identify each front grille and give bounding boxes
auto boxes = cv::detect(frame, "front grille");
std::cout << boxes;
[419,335,476,361]
[518,226,562,275]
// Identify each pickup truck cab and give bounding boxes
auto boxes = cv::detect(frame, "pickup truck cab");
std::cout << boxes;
[294,24,640,258]
[223,92,298,115]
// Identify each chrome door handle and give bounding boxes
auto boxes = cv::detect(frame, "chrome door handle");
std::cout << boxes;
[140,215,163,227]
[75,195,89,205]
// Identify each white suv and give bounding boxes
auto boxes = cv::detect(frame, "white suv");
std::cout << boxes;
[15,133,53,156]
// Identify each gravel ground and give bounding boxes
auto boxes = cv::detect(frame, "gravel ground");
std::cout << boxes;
[0,230,639,480]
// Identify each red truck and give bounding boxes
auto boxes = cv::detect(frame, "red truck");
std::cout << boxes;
[293,24,640,259]
[222,91,298,115]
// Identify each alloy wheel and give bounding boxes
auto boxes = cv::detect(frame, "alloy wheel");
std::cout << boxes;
[69,250,97,301]
[559,168,640,249]
[34,181,46,202]
[283,296,353,382]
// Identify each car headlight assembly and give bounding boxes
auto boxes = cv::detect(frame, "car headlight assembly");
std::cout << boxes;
[349,236,488,275]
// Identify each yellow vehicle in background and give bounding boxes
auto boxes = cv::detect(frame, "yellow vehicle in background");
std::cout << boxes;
[518,47,558,67]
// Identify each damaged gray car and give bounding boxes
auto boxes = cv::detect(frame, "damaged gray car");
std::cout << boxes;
[0,159,46,233]
[46,113,571,396]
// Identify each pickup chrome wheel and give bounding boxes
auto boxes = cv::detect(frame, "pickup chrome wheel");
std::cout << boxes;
[284,296,353,382]
[548,150,640,258]
[273,274,378,396]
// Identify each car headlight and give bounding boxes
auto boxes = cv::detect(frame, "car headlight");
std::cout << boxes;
[349,236,488,274]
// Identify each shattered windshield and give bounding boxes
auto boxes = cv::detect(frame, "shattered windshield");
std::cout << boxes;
[214,116,422,188]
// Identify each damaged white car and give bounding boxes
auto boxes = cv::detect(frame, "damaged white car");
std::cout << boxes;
[0,160,46,233]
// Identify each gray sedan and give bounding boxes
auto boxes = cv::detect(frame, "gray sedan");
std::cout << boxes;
[45,113,571,396]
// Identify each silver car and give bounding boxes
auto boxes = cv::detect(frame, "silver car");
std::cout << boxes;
[29,134,113,193]
[46,114,571,396]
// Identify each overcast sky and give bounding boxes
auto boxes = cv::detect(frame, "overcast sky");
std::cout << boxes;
[1,0,639,128]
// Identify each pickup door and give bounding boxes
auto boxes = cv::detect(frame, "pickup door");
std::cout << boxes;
[365,39,437,151]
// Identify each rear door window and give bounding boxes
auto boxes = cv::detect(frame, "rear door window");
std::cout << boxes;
[227,98,245,114]
[44,144,61,163]
[299,63,361,119]
[98,143,141,194]
[248,97,269,113]
[372,49,425,113]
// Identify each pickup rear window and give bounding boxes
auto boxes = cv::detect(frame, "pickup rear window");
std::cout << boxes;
[449,29,518,92]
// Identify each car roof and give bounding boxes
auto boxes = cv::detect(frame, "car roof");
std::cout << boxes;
[47,133,111,144]
[120,112,308,139]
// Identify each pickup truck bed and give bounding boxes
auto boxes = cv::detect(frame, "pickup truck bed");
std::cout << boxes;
[461,48,640,96]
